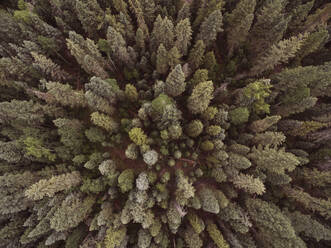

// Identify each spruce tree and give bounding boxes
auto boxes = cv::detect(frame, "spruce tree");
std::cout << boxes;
[0,1,331,247]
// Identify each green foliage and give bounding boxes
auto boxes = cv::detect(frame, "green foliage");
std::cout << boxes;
[156,44,169,75]
[1,1,331,247]
[103,226,126,248]
[187,81,214,114]
[118,169,135,193]
[188,40,206,70]
[246,198,306,248]
[186,120,204,138]
[229,107,249,125]
[206,222,230,248]
[129,127,147,146]
[50,194,96,232]
[23,137,56,161]
[225,0,256,56]
[241,79,272,114]
[25,171,81,200]
[165,64,186,97]
[91,112,119,134]
[125,84,138,102]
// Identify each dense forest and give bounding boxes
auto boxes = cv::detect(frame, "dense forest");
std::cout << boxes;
[0,0,331,247]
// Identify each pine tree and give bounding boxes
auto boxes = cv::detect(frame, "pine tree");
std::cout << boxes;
[106,26,133,67]
[90,112,119,134]
[287,0,314,34]
[232,173,265,195]
[246,198,306,248]
[150,15,175,51]
[188,40,206,71]
[165,64,186,97]
[247,0,289,59]
[36,81,87,109]
[50,193,95,232]
[66,31,109,78]
[248,146,300,176]
[196,9,223,47]
[187,81,214,114]
[283,186,331,219]
[75,0,104,39]
[25,171,82,200]
[249,33,307,76]
[31,52,70,81]
[156,44,169,75]
[175,18,192,56]
[206,222,230,248]
[285,210,331,242]
[225,0,256,57]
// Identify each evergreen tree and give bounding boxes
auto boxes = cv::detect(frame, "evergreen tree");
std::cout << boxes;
[197,9,223,47]
[246,198,306,248]
[225,0,256,57]
[165,64,186,97]
[247,0,290,59]
[187,81,214,114]
[0,1,330,247]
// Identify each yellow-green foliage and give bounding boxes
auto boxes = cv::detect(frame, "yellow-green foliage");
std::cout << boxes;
[291,121,327,136]
[13,10,34,24]
[91,112,118,133]
[206,223,230,248]
[229,107,250,125]
[201,140,215,151]
[187,212,205,234]
[187,81,214,114]
[129,127,148,145]
[104,226,127,248]
[206,125,222,136]
[186,120,204,138]
[23,137,56,161]
[201,106,218,121]
[242,80,272,114]
[118,169,135,193]
[125,84,138,102]
[151,93,173,113]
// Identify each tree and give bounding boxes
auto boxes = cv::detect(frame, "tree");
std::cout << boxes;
[150,15,174,51]
[129,127,148,146]
[249,34,307,76]
[247,0,289,59]
[25,171,82,200]
[198,188,220,214]
[90,112,119,134]
[36,81,87,108]
[75,0,104,39]
[118,169,135,193]
[187,81,214,114]
[206,222,230,248]
[246,198,306,248]
[225,0,256,57]
[50,194,95,232]
[196,9,223,48]
[248,146,300,175]
[53,118,86,153]
[66,31,109,78]
[188,40,206,71]
[232,173,265,195]
[175,18,192,56]
[283,186,331,219]
[156,44,169,75]
[285,210,331,242]
[165,64,186,97]
[106,26,133,68]
[31,52,70,81]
